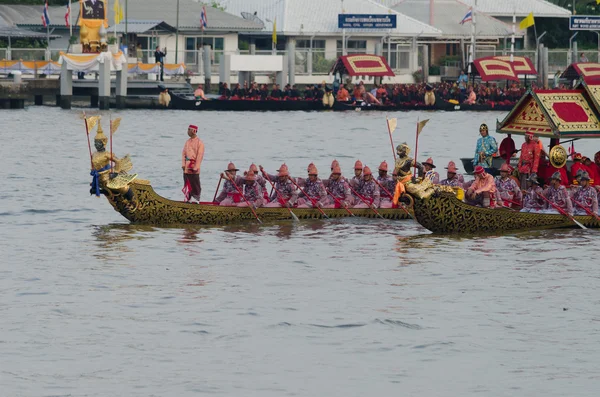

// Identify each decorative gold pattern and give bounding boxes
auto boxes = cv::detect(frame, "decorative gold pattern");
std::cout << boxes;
[536,92,600,132]
[549,145,567,168]
[477,59,517,78]
[499,97,553,136]
[408,188,599,234]
[577,63,600,78]
[102,182,413,225]
[346,55,389,74]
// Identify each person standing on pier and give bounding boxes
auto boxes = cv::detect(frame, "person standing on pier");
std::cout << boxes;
[182,125,205,203]
[155,46,167,82]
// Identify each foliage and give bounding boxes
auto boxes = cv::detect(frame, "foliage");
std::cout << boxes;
[209,1,225,11]
[238,39,249,51]
[429,65,440,76]
[412,68,423,83]
[69,35,78,45]
[438,55,461,66]
[107,36,117,45]
[312,52,335,74]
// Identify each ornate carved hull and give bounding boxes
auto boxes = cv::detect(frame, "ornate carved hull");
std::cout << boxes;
[411,191,600,234]
[103,181,412,225]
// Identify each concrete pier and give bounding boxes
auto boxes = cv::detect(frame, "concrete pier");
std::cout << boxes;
[115,68,128,109]
[60,62,73,109]
[98,59,111,110]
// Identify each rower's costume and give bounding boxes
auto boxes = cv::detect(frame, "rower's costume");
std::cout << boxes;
[495,163,522,207]
[322,165,352,208]
[521,175,546,212]
[249,163,269,201]
[472,124,498,168]
[349,159,364,205]
[238,171,264,208]
[296,163,328,208]
[422,158,440,184]
[440,161,464,188]
[377,161,396,208]
[572,172,598,215]
[353,167,381,208]
[263,164,298,208]
[466,166,496,208]
[215,163,243,206]
[543,173,573,215]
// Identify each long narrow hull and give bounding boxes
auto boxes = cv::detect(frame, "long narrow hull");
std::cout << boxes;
[105,181,411,225]
[170,94,514,112]
[412,191,600,234]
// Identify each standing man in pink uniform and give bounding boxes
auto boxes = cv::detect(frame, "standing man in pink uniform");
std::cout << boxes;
[182,125,205,203]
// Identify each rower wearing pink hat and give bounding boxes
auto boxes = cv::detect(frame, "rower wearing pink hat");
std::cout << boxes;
[495,162,522,208]
[422,157,440,184]
[237,171,265,208]
[260,163,298,208]
[466,166,497,208]
[349,159,364,205]
[322,164,352,208]
[352,166,381,209]
[377,161,396,208]
[296,163,328,208]
[215,162,243,206]
[440,161,464,188]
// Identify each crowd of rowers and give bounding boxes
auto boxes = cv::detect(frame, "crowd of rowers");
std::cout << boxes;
[199,80,525,107]
[208,133,600,217]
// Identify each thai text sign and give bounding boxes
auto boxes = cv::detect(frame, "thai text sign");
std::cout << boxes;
[569,15,600,30]
[338,14,397,29]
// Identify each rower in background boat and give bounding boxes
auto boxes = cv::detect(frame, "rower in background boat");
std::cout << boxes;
[465,166,496,208]
[215,162,243,206]
[260,164,298,208]
[517,131,541,188]
[472,123,498,170]
[194,84,208,101]
[495,163,522,208]
[336,84,350,102]
[521,174,546,213]
[376,161,396,209]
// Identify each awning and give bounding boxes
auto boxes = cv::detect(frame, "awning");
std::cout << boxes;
[492,56,537,75]
[108,20,176,34]
[330,55,395,77]
[471,56,519,82]
[0,26,61,39]
[561,63,600,84]
[496,89,600,138]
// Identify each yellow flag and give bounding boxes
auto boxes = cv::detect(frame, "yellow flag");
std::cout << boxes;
[416,119,430,136]
[111,117,122,135]
[272,18,277,45]
[86,116,100,132]
[119,4,124,23]
[387,118,397,134]
[114,0,122,24]
[519,12,534,30]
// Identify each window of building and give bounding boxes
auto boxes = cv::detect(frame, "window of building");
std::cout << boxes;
[296,40,326,49]
[185,36,225,64]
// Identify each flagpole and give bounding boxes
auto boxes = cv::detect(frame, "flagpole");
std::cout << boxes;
[413,118,420,179]
[510,5,515,63]
[386,117,397,162]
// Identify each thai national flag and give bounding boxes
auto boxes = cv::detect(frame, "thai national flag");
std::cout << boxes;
[41,0,51,28]
[459,9,472,25]
[65,2,71,27]
[200,5,208,31]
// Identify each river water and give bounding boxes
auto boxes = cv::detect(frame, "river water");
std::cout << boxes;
[1,107,600,396]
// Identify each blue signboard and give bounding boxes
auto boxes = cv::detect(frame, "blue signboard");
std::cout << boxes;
[570,15,600,30]
[338,14,397,29]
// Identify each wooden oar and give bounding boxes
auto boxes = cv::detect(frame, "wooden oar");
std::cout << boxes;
[537,193,587,229]
[261,170,300,222]
[372,177,413,219]
[289,177,329,219]
[572,199,600,222]
[324,187,355,217]
[212,175,223,202]
[225,174,262,224]
[346,181,384,219]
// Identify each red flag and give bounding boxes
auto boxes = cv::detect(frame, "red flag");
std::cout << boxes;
[182,179,191,202]
[65,3,71,27]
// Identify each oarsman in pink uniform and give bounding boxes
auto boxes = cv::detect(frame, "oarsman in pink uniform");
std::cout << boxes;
[466,165,496,208]
[543,172,573,215]
[521,174,546,212]
[571,171,598,215]
[353,166,381,209]
[260,164,298,208]
[215,162,243,206]
[181,124,205,203]
[249,163,269,201]
[517,131,541,188]
[422,158,440,184]
[495,163,522,207]
[440,161,464,188]
[237,171,264,208]
[376,161,396,208]
[295,163,328,208]
[349,160,364,205]
[322,165,351,208]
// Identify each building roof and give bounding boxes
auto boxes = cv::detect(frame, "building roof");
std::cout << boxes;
[0,5,44,27]
[108,20,177,34]
[14,0,263,31]
[459,0,571,18]
[220,0,442,37]
[0,25,61,39]
[382,0,521,38]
